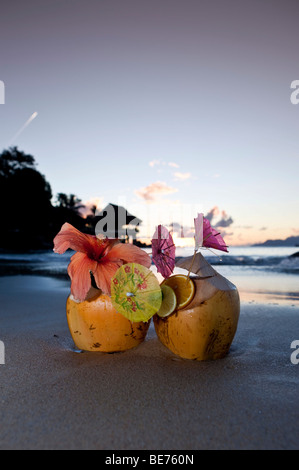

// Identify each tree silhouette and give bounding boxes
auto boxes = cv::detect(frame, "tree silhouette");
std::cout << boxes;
[0,147,145,250]
[51,193,87,238]
[0,146,35,177]
[90,204,97,216]
[56,193,84,212]
[0,147,53,249]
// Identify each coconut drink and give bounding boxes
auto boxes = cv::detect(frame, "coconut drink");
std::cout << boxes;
[53,223,160,352]
[153,214,241,361]
[53,213,240,359]
[153,253,240,360]
[66,287,152,352]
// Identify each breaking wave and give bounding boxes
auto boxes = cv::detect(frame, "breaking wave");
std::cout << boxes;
[0,247,298,276]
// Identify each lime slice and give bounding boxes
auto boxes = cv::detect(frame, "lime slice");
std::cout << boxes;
[162,274,195,310]
[157,285,177,318]
[111,263,162,322]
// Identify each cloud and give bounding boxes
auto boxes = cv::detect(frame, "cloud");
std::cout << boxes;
[78,197,104,218]
[214,213,234,228]
[169,222,184,237]
[205,206,234,228]
[149,160,180,169]
[135,181,178,203]
[205,206,220,222]
[220,230,234,239]
[234,225,253,229]
[149,160,160,167]
[173,172,192,181]
[169,222,194,238]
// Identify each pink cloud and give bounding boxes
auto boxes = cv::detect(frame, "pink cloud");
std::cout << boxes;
[135,181,178,202]
[173,172,191,181]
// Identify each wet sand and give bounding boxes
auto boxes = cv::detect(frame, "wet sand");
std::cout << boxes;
[0,275,298,450]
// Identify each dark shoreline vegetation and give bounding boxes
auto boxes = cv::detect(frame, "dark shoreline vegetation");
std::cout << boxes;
[0,147,150,252]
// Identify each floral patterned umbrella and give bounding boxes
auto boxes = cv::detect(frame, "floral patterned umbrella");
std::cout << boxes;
[111,263,162,322]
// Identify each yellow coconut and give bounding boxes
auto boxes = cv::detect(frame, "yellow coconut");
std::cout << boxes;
[154,253,240,361]
[66,287,150,352]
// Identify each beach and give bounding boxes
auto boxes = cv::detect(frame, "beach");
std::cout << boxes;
[1,0,299,453]
[0,274,298,450]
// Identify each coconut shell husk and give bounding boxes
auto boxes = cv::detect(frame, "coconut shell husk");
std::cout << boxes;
[175,252,237,304]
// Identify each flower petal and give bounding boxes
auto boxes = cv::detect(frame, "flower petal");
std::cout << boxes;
[93,260,121,295]
[107,243,151,268]
[53,223,99,257]
[67,252,97,301]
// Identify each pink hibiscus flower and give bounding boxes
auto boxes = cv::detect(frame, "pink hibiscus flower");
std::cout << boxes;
[53,223,151,301]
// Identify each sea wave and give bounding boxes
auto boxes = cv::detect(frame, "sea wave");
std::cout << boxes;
[275,256,299,274]
[203,255,299,273]
[0,249,298,275]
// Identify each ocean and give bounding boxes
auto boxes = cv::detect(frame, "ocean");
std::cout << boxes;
[0,246,298,305]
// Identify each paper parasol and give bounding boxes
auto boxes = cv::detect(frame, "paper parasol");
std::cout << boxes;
[111,263,162,322]
[194,213,228,253]
[151,225,176,278]
[176,252,217,278]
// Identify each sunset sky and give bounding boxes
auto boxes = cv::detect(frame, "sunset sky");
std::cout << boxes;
[0,0,299,245]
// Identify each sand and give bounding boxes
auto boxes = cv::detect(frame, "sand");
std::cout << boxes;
[0,275,298,450]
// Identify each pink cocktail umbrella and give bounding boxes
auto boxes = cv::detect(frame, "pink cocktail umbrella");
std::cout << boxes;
[184,213,228,278]
[151,225,176,279]
[194,213,228,253]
